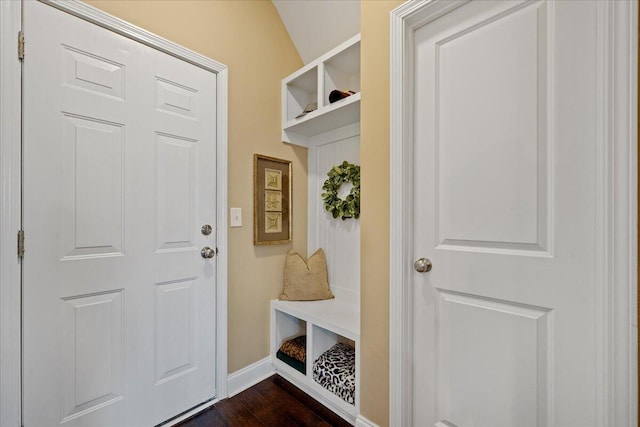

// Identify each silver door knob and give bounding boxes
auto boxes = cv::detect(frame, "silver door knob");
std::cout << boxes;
[414,257,432,273]
[201,246,216,259]
[201,224,212,235]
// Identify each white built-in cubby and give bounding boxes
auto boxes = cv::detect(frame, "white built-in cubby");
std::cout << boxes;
[282,34,360,146]
[273,34,361,425]
[271,299,359,423]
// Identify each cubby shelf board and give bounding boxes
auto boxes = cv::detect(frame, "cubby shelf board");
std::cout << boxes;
[283,94,361,144]
[272,299,359,341]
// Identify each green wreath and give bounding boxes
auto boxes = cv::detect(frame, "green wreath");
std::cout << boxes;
[321,161,360,220]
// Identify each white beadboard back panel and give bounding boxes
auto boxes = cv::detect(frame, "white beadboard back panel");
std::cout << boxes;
[308,134,360,302]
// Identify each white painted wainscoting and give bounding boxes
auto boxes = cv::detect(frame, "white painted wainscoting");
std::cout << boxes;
[307,123,361,303]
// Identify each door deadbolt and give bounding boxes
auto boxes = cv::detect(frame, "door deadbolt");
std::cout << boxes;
[201,224,213,235]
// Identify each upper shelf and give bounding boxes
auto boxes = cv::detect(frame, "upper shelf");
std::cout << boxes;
[282,34,361,147]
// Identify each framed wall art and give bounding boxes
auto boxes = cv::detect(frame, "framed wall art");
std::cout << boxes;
[254,154,292,245]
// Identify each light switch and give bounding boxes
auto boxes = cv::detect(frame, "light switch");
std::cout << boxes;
[230,208,242,227]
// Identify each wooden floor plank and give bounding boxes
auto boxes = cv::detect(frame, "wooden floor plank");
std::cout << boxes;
[214,397,265,427]
[235,387,299,427]
[178,407,227,427]
[177,374,351,427]
[253,378,332,427]
[270,376,353,427]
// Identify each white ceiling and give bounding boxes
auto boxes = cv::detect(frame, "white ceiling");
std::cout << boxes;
[272,0,360,64]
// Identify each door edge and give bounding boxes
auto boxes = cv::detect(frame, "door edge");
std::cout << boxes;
[0,1,23,426]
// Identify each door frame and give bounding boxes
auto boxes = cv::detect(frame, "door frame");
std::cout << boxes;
[389,1,638,426]
[0,1,229,426]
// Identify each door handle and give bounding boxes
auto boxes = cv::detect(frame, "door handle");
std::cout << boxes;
[201,246,216,259]
[414,257,432,273]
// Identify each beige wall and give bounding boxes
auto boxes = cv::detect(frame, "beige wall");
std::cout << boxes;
[81,1,403,423]
[360,1,404,426]
[84,0,307,373]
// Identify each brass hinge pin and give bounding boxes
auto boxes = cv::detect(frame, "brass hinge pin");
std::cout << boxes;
[18,31,24,61]
[17,229,24,258]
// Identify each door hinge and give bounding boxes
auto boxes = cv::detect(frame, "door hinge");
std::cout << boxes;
[17,229,25,258]
[18,31,24,61]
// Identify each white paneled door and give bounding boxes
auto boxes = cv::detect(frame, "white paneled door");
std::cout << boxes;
[411,1,613,426]
[23,2,217,426]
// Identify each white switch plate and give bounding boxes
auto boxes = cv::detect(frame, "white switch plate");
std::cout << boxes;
[230,208,242,227]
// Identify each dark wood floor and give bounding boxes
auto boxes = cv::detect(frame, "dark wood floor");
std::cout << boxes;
[177,375,352,427]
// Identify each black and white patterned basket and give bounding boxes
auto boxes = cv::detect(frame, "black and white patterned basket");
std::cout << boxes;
[312,342,356,405]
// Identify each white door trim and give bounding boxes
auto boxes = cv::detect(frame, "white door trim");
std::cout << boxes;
[0,2,229,425]
[388,1,638,426]
[41,0,226,74]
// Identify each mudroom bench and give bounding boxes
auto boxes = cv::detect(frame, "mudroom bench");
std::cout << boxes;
[270,298,360,424]
[274,31,362,426]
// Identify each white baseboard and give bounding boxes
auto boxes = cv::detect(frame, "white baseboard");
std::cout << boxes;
[227,356,275,397]
[356,415,380,427]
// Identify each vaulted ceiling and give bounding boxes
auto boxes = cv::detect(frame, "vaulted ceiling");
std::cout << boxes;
[272,0,360,64]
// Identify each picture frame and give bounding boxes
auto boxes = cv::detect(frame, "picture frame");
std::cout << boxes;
[254,154,292,245]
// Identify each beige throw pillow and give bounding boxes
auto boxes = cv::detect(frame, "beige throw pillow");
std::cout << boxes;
[280,249,334,301]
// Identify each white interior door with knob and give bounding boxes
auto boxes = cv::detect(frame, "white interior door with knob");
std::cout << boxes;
[396,0,636,426]
[22,2,218,426]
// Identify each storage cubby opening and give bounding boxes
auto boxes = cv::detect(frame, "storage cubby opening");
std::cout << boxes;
[322,43,361,107]
[286,67,318,122]
[312,325,356,406]
[274,310,308,375]
[312,325,354,361]
[275,310,307,350]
